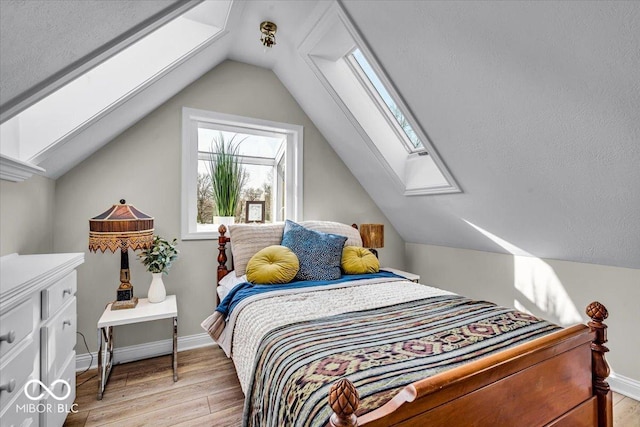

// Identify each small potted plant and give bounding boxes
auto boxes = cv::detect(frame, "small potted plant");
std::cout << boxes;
[208,133,247,225]
[138,236,179,303]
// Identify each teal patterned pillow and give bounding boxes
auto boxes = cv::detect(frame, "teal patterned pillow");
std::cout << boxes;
[281,220,347,281]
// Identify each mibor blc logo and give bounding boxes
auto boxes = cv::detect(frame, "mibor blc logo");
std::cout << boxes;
[24,379,71,401]
[16,379,79,414]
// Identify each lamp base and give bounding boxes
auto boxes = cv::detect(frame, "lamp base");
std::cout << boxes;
[111,297,138,310]
[112,280,137,310]
[116,283,134,301]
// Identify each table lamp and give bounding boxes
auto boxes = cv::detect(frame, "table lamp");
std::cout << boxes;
[89,199,154,310]
[360,223,384,258]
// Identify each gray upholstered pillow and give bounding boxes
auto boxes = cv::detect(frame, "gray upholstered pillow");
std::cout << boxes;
[229,223,285,276]
[299,220,362,247]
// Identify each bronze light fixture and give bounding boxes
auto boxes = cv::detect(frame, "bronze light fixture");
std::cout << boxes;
[260,21,277,48]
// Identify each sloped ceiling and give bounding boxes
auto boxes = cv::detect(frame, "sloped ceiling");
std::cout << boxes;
[0,0,187,117]
[341,1,640,269]
[1,0,638,269]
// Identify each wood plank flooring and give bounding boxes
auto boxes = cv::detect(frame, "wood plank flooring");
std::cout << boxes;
[66,346,640,427]
[65,346,243,427]
[614,392,640,427]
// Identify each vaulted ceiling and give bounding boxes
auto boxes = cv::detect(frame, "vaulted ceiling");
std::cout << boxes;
[1,0,639,269]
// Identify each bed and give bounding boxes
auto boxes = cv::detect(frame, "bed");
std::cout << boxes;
[203,221,612,427]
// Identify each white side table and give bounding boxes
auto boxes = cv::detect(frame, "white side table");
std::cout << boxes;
[96,295,178,400]
[382,268,420,283]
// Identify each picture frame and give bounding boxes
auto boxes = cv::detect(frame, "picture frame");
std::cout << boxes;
[245,201,266,223]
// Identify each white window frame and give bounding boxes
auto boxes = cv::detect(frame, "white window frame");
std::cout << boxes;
[298,2,460,196]
[346,50,425,154]
[181,108,303,240]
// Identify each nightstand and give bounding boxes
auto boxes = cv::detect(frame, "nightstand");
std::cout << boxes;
[96,295,178,400]
[382,268,420,283]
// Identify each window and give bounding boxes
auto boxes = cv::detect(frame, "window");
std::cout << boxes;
[182,108,303,240]
[349,49,424,152]
[196,128,284,227]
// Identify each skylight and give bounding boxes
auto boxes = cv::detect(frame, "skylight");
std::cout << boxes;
[0,1,231,166]
[350,49,424,151]
[299,3,460,195]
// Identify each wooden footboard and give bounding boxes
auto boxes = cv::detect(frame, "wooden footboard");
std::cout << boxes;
[329,302,612,427]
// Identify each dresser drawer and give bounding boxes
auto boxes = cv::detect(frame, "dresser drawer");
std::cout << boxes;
[0,338,36,413]
[41,298,76,384]
[41,271,76,320]
[0,300,34,359]
[40,352,75,427]
[0,379,40,427]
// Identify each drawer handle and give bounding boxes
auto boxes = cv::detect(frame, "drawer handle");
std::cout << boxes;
[63,320,72,327]
[63,288,72,296]
[0,378,16,394]
[0,330,16,344]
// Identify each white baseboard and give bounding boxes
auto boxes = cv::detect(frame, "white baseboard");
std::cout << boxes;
[610,372,640,401]
[76,332,215,372]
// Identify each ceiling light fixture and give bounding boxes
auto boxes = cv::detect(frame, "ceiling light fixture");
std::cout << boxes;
[260,21,277,48]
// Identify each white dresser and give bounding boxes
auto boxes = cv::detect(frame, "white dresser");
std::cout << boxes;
[0,253,84,427]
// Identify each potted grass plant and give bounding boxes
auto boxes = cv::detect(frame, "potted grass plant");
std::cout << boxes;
[138,236,179,303]
[207,133,247,227]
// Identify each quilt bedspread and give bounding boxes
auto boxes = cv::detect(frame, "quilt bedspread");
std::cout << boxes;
[244,295,560,427]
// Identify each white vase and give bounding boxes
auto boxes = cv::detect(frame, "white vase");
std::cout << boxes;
[148,272,166,303]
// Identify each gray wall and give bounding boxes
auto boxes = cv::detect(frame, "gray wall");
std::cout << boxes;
[53,60,405,351]
[0,175,55,255]
[406,243,640,382]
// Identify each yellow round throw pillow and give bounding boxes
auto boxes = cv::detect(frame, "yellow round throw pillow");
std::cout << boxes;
[341,246,379,274]
[246,245,300,284]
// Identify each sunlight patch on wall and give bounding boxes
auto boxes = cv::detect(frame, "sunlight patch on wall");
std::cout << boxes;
[464,220,582,326]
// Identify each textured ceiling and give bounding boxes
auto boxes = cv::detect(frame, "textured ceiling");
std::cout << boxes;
[1,0,638,269]
[0,0,183,113]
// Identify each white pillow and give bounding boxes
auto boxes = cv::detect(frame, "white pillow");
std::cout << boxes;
[300,220,363,247]
[229,223,285,276]
[217,271,247,302]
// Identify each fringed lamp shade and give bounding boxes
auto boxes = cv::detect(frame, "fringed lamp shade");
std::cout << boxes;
[89,200,154,309]
[89,201,154,253]
[360,224,384,258]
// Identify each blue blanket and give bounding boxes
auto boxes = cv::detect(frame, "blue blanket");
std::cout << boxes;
[216,271,402,318]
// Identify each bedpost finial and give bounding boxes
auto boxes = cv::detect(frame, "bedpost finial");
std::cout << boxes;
[218,224,227,235]
[586,301,608,322]
[329,378,360,427]
[585,301,612,423]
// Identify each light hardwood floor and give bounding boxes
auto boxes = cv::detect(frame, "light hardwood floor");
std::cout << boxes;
[66,346,640,427]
